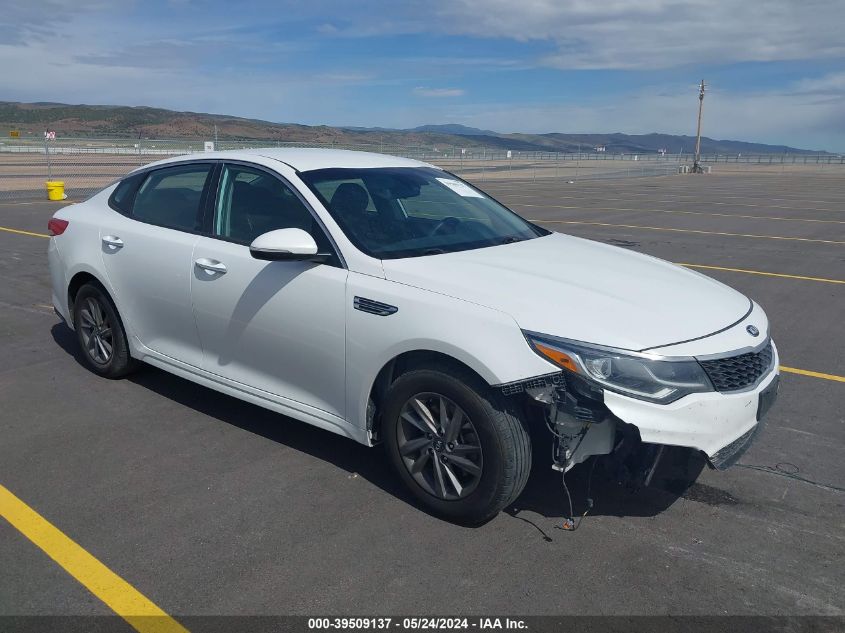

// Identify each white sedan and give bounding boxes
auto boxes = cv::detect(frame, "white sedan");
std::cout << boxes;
[47,149,779,523]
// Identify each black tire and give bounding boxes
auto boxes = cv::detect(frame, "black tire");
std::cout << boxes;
[382,363,531,525]
[72,282,138,379]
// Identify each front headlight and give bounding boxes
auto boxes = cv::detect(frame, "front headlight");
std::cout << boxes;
[524,331,713,404]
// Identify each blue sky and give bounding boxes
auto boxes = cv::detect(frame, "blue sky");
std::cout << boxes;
[3,0,845,150]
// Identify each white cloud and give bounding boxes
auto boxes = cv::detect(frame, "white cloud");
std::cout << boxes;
[431,0,845,69]
[1,0,843,150]
[790,71,845,96]
[8,1,843,72]
[413,87,466,97]
[379,81,843,151]
[292,1,845,70]
[0,38,355,126]
[4,31,842,149]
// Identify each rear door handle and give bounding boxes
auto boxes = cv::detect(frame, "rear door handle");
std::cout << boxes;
[102,235,123,249]
[195,258,227,275]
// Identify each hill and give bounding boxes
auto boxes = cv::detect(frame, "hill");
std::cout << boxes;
[0,101,827,155]
[408,124,499,136]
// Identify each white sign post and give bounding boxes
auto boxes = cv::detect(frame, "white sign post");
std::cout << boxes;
[204,141,215,152]
[44,130,56,180]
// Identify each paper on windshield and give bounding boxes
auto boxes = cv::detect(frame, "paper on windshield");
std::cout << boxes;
[436,178,484,198]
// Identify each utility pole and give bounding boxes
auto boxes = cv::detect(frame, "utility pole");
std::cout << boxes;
[693,79,706,173]
[214,124,218,149]
[576,142,581,182]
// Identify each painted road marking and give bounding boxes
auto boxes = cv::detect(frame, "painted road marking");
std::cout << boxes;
[0,483,188,633]
[0,226,49,238]
[489,184,845,199]
[497,191,845,213]
[1,221,842,282]
[677,263,845,285]
[485,185,845,206]
[780,366,845,383]
[517,202,845,224]
[535,219,845,244]
[0,200,75,207]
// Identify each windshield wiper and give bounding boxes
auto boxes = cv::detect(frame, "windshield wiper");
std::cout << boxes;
[423,248,446,255]
[498,236,525,245]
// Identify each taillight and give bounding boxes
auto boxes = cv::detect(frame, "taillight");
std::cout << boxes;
[47,218,69,236]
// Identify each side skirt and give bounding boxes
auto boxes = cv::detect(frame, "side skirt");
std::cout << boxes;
[133,341,369,446]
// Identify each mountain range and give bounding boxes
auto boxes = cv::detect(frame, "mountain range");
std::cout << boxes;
[0,101,828,155]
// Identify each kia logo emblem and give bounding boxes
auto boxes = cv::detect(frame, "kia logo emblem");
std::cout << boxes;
[746,325,760,337]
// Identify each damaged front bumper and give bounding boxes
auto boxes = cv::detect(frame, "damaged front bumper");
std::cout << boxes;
[708,373,778,470]
[602,356,779,469]
[502,342,780,475]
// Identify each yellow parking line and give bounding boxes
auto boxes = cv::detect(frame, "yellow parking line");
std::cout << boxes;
[0,483,188,633]
[495,188,845,207]
[0,226,49,238]
[517,202,845,224]
[677,263,845,284]
[780,366,845,383]
[0,200,75,206]
[504,193,845,214]
[536,219,845,244]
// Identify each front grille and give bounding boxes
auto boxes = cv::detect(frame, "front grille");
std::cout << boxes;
[699,341,774,392]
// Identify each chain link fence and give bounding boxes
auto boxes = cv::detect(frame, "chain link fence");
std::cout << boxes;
[1,135,843,201]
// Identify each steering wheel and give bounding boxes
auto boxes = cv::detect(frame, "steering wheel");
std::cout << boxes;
[430,216,461,236]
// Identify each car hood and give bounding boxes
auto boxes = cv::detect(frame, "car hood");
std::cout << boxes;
[381,233,751,352]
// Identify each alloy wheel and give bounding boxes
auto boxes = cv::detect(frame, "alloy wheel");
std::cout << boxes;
[78,297,113,365]
[396,392,483,500]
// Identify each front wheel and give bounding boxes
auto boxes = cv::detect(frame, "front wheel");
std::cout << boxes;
[382,365,531,524]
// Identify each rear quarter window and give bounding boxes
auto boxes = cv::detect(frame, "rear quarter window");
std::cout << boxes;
[107,172,145,215]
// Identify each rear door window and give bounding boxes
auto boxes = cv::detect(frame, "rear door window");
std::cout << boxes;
[132,164,213,232]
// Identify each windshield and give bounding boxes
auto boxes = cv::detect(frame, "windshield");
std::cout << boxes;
[299,167,548,259]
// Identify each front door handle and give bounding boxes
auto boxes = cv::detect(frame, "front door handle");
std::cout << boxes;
[102,235,123,250]
[195,258,227,275]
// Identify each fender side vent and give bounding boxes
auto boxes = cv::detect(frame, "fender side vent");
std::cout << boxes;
[354,296,398,316]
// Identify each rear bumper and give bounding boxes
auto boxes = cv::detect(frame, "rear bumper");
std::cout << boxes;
[48,237,72,326]
[602,342,780,462]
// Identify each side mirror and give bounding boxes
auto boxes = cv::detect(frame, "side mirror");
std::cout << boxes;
[249,228,330,263]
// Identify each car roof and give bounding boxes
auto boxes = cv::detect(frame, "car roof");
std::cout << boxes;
[138,147,436,173]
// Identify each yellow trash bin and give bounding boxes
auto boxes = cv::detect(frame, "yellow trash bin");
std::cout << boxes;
[46,181,67,201]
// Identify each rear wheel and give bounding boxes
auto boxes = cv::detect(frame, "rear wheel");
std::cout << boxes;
[382,364,531,524]
[72,283,138,378]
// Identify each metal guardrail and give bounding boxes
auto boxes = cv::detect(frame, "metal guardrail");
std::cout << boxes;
[0,135,842,201]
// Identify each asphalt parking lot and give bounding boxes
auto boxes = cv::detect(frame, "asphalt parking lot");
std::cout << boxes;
[1,168,843,624]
